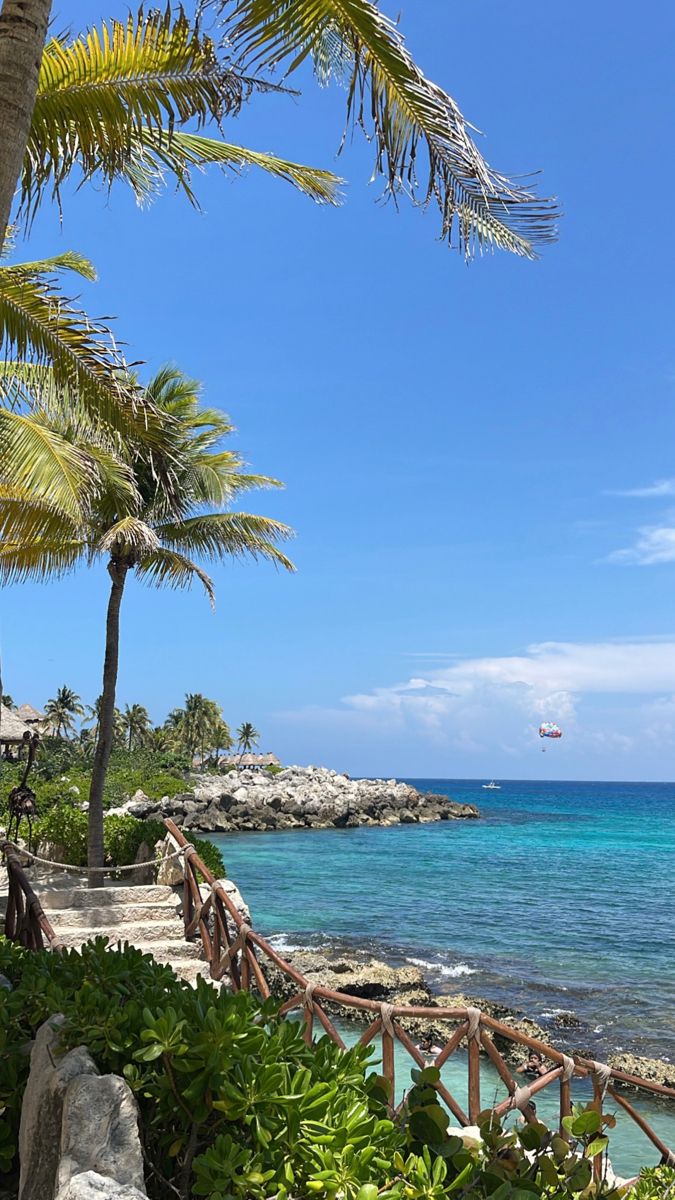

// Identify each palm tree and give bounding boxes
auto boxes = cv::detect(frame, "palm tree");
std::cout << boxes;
[122,703,152,752]
[43,685,84,738]
[236,722,260,762]
[0,0,51,240]
[212,720,233,765]
[0,366,294,880]
[0,4,557,258]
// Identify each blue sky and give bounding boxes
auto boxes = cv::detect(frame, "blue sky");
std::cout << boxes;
[3,0,675,780]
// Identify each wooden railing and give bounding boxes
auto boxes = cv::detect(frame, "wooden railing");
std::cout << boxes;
[164,818,675,1174]
[2,842,61,951]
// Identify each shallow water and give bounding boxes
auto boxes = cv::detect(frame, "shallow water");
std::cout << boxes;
[213,777,675,1174]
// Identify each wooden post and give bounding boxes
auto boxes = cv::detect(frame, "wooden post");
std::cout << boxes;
[382,1026,395,1111]
[560,1076,571,1139]
[591,1075,605,1183]
[468,1035,481,1122]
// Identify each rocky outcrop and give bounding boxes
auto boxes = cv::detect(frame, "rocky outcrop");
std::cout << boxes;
[124,766,479,834]
[18,1016,146,1200]
[265,946,547,1066]
[608,1052,675,1091]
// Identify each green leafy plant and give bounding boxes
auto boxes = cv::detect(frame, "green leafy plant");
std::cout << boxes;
[632,1165,675,1198]
[0,939,630,1200]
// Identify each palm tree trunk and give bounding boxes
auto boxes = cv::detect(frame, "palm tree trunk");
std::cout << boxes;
[88,558,127,887]
[128,725,132,752]
[0,0,52,245]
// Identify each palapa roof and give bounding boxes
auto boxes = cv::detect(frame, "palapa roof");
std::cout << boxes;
[17,703,44,723]
[0,704,33,743]
[221,752,281,768]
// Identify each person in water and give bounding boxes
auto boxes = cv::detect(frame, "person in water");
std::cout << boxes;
[516,1051,550,1077]
[418,1032,443,1057]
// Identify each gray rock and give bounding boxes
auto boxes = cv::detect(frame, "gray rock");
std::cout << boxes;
[55,1171,147,1199]
[19,1016,99,1200]
[128,843,154,886]
[57,1074,144,1195]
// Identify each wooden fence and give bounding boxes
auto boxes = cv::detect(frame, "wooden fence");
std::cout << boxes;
[163,818,675,1174]
[2,842,61,951]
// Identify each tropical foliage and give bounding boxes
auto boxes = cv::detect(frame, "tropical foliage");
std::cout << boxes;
[18,6,342,226]
[42,685,84,738]
[122,703,152,752]
[236,721,260,758]
[0,365,294,871]
[216,0,559,258]
[0,939,624,1199]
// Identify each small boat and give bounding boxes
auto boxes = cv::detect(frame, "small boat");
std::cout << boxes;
[482,780,501,790]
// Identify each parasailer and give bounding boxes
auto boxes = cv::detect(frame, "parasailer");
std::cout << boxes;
[539,722,562,751]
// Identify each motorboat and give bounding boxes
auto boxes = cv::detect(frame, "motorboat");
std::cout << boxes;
[482,780,501,790]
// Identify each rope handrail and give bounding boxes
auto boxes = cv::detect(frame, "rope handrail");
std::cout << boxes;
[1,839,187,875]
[164,816,675,1173]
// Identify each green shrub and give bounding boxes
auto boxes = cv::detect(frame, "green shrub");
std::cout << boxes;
[0,938,628,1200]
[632,1165,675,1198]
[191,834,225,880]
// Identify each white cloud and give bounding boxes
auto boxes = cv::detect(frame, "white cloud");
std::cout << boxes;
[609,479,675,498]
[331,639,675,758]
[607,525,675,564]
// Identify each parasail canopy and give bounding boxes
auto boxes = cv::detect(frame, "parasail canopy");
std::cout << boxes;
[539,722,562,739]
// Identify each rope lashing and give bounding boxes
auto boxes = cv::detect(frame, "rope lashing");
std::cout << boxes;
[510,1084,533,1112]
[561,1055,575,1083]
[380,1002,395,1037]
[304,983,316,1014]
[591,1061,612,1100]
[465,1006,481,1042]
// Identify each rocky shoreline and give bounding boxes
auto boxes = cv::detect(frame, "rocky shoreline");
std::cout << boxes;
[124,765,479,834]
[262,944,675,1092]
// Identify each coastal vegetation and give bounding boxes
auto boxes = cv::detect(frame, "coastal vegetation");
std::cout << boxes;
[0,366,294,877]
[0,938,629,1200]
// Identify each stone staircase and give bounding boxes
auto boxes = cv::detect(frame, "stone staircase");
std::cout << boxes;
[38,881,213,985]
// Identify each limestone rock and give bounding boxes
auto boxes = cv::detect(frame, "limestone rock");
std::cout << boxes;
[55,1171,147,1199]
[128,843,154,886]
[57,1074,144,1194]
[19,1015,99,1200]
[608,1052,675,1090]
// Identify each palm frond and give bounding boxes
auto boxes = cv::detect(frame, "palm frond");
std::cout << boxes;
[136,546,216,607]
[0,254,144,432]
[225,0,559,257]
[156,511,295,570]
[97,515,160,559]
[0,537,87,583]
[0,409,97,518]
[22,6,247,219]
[121,129,343,206]
[0,488,80,544]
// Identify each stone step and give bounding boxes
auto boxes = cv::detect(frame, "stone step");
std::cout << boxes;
[173,961,225,987]
[49,902,181,928]
[41,884,175,910]
[55,918,184,941]
[56,932,202,960]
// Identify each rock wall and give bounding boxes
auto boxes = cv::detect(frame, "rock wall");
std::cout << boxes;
[125,765,479,834]
[18,1016,147,1200]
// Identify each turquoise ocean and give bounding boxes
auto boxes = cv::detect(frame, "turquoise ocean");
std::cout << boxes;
[213,779,675,1176]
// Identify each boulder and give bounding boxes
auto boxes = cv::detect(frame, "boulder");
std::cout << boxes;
[155,840,184,887]
[19,1016,99,1200]
[57,1075,144,1194]
[608,1052,675,1090]
[55,1172,147,1199]
[128,843,154,886]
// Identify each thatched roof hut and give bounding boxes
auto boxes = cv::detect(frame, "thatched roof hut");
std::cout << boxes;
[16,703,44,725]
[220,752,281,770]
[0,704,33,744]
